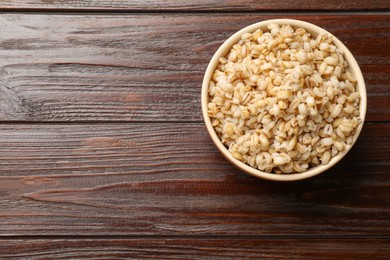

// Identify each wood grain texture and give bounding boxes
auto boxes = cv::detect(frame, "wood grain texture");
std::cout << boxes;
[0,0,389,11]
[0,123,388,176]
[0,123,388,236]
[0,238,389,259]
[0,14,388,122]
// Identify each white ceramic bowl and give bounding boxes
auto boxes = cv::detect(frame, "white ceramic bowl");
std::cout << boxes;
[202,19,367,181]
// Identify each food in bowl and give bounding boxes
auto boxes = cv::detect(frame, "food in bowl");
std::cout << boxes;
[207,22,362,174]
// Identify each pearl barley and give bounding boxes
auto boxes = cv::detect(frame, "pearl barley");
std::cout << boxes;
[208,24,361,174]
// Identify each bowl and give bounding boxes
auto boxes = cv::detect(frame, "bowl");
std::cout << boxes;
[201,19,367,181]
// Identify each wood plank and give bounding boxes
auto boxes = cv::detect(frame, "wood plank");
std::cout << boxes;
[0,0,388,11]
[0,123,388,176]
[0,14,388,122]
[0,238,389,259]
[0,123,388,236]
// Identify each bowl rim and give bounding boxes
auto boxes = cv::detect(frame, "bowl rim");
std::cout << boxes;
[201,18,367,181]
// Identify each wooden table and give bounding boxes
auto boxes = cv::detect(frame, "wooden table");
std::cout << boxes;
[0,1,389,259]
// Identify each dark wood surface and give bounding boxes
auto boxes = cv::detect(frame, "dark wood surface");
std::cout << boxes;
[0,0,389,11]
[0,14,388,122]
[0,124,388,236]
[0,238,389,259]
[0,1,389,259]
